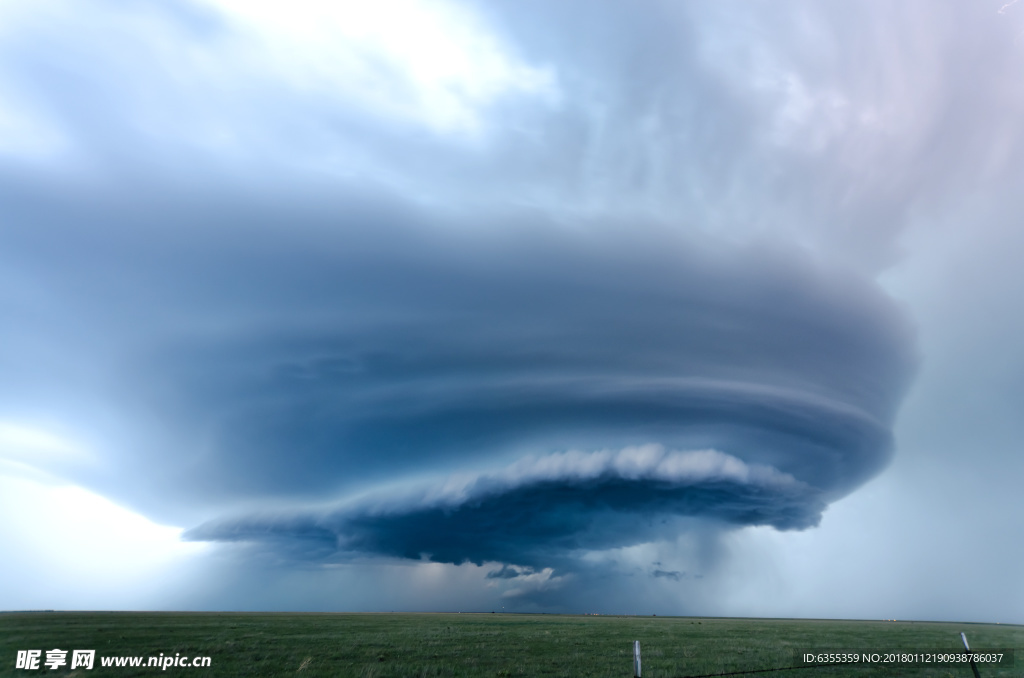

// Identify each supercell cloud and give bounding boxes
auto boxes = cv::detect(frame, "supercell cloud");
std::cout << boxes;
[28,0,1024,614]
[173,208,914,571]
[6,168,914,578]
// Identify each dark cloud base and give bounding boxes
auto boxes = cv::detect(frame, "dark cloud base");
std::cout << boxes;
[340,475,822,566]
[187,447,826,569]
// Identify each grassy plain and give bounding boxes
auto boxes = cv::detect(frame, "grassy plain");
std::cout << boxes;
[1,612,1020,678]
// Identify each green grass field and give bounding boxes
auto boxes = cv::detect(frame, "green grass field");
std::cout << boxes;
[1,612,1019,678]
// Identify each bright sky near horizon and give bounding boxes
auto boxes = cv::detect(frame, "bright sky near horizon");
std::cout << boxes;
[1,0,1022,622]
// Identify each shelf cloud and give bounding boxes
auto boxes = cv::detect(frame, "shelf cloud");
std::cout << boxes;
[186,445,828,568]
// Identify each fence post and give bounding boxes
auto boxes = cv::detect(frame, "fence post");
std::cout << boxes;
[960,632,981,678]
[633,640,641,677]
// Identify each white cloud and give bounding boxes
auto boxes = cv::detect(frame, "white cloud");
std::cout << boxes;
[203,0,559,135]
[0,422,93,484]
[0,94,68,162]
[0,472,208,609]
[0,422,206,610]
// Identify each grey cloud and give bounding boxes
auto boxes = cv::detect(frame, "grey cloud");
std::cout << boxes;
[6,0,1020,273]
[466,0,1024,271]
[486,565,534,580]
[652,570,685,582]
[0,0,954,609]
[2,171,916,565]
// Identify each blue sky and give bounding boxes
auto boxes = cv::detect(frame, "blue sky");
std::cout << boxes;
[1,0,1022,622]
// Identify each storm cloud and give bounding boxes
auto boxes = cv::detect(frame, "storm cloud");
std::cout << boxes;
[13,0,1024,617]
[153,195,915,570]
[5,164,914,573]
[187,446,828,566]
